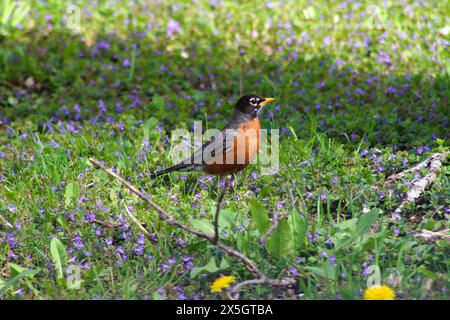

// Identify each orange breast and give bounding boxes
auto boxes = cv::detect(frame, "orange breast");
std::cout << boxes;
[204,119,260,175]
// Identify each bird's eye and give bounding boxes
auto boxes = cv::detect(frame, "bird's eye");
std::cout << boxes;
[249,98,257,106]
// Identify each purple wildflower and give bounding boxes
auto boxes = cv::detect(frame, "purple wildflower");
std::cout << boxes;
[289,266,299,276]
[166,19,181,37]
[329,255,336,266]
[97,40,110,51]
[73,234,84,250]
[416,146,424,155]
[122,58,131,68]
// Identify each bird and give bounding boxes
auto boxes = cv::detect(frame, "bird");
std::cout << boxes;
[150,94,275,178]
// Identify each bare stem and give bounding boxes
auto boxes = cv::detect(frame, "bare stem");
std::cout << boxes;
[90,218,122,229]
[123,203,158,245]
[214,175,232,244]
[261,212,289,244]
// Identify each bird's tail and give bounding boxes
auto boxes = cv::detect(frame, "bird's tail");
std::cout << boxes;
[150,163,195,178]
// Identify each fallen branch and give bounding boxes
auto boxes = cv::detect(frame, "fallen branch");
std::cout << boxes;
[91,218,122,229]
[89,158,267,278]
[89,157,300,298]
[393,151,448,215]
[124,204,158,246]
[386,154,438,186]
[261,212,289,244]
[89,157,298,298]
[414,229,450,241]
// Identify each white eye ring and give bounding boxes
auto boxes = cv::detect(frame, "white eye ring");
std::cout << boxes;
[249,97,257,106]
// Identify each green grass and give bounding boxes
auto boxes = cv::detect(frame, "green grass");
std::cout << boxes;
[0,0,449,300]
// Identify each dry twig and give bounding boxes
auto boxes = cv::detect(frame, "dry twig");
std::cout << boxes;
[386,154,436,186]
[89,157,298,298]
[123,204,158,245]
[393,151,448,215]
[90,218,122,228]
[261,212,289,244]
[414,229,450,241]
[89,158,265,278]
[213,175,233,243]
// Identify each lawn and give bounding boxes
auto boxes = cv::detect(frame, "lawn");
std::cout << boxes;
[0,0,449,300]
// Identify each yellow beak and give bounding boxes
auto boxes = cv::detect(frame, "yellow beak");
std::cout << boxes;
[259,97,276,106]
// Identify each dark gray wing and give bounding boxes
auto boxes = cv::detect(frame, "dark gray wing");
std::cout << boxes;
[185,127,238,166]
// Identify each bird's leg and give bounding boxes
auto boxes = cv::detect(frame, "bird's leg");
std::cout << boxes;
[213,174,233,244]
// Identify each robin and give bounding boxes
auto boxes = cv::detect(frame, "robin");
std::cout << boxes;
[150,94,275,178]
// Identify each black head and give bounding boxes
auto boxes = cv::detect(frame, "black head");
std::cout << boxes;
[235,94,276,117]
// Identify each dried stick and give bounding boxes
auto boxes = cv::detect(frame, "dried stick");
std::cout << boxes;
[214,175,232,244]
[90,218,122,228]
[393,151,448,215]
[89,158,300,298]
[386,152,448,186]
[89,157,265,278]
[386,156,432,186]
[414,229,450,241]
[124,204,158,246]
[261,212,289,244]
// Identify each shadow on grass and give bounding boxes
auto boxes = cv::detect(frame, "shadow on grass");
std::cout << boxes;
[0,29,448,151]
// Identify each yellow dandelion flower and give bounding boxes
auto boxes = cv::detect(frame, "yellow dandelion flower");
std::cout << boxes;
[210,275,236,293]
[363,285,396,300]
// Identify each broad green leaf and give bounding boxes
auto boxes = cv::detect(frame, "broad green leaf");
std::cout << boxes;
[219,258,230,269]
[56,215,68,231]
[359,228,389,251]
[418,266,439,280]
[191,219,214,235]
[207,203,238,230]
[190,257,219,278]
[303,6,316,19]
[250,200,270,235]
[332,233,354,250]
[266,219,295,260]
[334,209,380,250]
[0,269,39,296]
[7,264,40,296]
[8,263,26,278]
[288,210,308,250]
[143,117,158,141]
[64,182,80,207]
[217,208,238,229]
[256,186,271,200]
[305,264,336,281]
[334,218,358,231]
[50,237,67,284]
[82,265,107,287]
[236,233,250,256]
[354,209,380,237]
[192,90,205,101]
